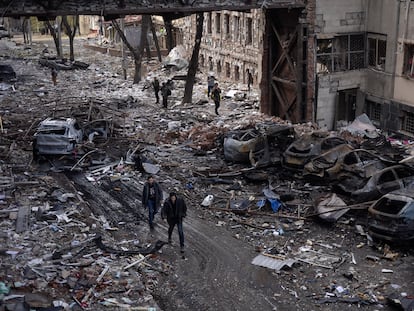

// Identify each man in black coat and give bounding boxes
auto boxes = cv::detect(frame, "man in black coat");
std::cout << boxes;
[162,192,187,253]
[142,176,163,230]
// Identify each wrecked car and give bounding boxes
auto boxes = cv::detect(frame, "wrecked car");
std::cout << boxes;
[367,186,414,243]
[33,117,83,157]
[304,148,393,180]
[224,124,293,167]
[339,165,414,202]
[283,133,347,170]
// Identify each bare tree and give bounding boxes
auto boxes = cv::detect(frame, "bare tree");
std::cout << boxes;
[61,15,79,61]
[149,17,162,62]
[183,13,204,104]
[45,19,61,57]
[163,16,174,52]
[112,16,149,84]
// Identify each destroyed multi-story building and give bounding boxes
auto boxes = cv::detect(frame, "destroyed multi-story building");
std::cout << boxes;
[2,1,414,136]
[183,0,414,137]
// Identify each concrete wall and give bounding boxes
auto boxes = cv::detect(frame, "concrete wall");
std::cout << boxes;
[316,71,366,129]
[315,0,366,34]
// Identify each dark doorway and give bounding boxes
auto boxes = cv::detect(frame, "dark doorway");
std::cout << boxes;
[337,89,357,123]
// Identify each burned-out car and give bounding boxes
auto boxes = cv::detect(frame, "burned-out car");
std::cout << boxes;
[367,187,414,243]
[224,124,293,167]
[339,165,414,202]
[33,117,83,157]
[283,134,347,170]
[304,148,393,180]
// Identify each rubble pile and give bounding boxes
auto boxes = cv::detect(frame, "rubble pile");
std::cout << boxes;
[0,36,413,310]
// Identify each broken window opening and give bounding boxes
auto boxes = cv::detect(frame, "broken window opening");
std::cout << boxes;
[233,16,240,42]
[208,56,213,71]
[401,110,414,134]
[216,13,221,34]
[225,62,231,78]
[207,12,212,34]
[403,43,414,78]
[368,34,386,71]
[365,100,381,126]
[317,33,365,73]
[234,65,240,81]
[217,60,222,74]
[224,13,230,35]
[246,17,253,45]
[200,54,205,68]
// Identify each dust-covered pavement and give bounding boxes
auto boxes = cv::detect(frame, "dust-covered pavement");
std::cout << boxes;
[0,34,413,311]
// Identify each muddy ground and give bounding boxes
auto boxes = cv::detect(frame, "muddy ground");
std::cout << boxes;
[0,35,413,311]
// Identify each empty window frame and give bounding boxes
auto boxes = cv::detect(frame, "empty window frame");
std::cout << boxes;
[368,34,386,71]
[401,111,414,134]
[200,54,205,68]
[208,56,213,71]
[207,12,212,34]
[217,60,222,74]
[403,43,414,78]
[365,100,382,125]
[246,17,253,45]
[216,13,221,34]
[316,33,365,73]
[224,14,230,35]
[233,16,240,41]
[234,65,240,81]
[225,62,231,78]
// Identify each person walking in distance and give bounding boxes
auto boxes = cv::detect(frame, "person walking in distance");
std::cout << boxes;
[162,192,187,253]
[246,69,253,92]
[142,176,163,230]
[211,82,221,115]
[161,82,172,109]
[152,77,160,104]
[207,75,215,98]
[51,68,58,86]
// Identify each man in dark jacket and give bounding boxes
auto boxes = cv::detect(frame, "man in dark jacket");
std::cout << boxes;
[152,77,160,104]
[142,176,163,229]
[162,192,187,253]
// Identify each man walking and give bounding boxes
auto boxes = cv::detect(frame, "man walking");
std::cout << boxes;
[211,82,221,115]
[161,82,172,109]
[152,77,160,104]
[142,176,163,230]
[162,192,187,253]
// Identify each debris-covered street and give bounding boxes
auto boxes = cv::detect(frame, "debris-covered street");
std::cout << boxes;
[1,34,413,311]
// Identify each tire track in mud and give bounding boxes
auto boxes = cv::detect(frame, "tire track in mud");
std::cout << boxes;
[69,173,290,310]
[156,208,285,311]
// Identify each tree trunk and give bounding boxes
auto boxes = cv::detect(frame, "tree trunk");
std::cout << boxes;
[183,13,204,104]
[149,17,162,62]
[112,19,142,84]
[62,15,79,61]
[141,15,151,61]
[45,19,61,57]
[163,16,174,52]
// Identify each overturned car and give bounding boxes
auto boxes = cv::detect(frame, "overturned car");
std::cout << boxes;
[367,186,414,243]
[33,117,83,157]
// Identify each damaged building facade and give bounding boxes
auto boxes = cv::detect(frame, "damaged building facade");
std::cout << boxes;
[182,10,264,88]
[185,0,414,136]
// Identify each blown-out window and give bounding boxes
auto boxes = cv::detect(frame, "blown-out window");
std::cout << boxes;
[317,33,366,73]
[368,34,387,71]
